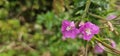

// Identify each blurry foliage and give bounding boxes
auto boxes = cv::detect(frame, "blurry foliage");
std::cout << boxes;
[72,0,109,17]
[0,0,120,56]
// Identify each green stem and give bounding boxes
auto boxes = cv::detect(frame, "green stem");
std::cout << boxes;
[76,0,91,26]
[94,37,120,55]
[88,13,106,20]
[81,0,91,19]
[85,41,88,56]
[89,12,120,21]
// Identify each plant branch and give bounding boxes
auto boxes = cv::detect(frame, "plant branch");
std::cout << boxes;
[88,13,106,20]
[81,0,91,19]
[85,41,88,56]
[76,0,91,27]
[94,37,120,55]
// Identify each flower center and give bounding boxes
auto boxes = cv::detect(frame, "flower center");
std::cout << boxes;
[85,28,91,35]
[66,26,72,31]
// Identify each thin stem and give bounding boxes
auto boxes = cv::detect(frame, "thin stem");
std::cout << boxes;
[88,13,106,20]
[76,0,91,26]
[81,0,91,19]
[85,41,88,56]
[89,12,120,21]
[94,37,120,55]
[105,49,119,56]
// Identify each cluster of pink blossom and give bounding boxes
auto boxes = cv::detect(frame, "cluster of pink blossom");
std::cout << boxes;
[61,20,99,41]
[61,19,116,54]
[61,14,117,40]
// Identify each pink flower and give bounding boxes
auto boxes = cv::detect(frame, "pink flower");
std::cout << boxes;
[94,39,116,54]
[105,38,116,48]
[106,14,117,20]
[94,43,105,54]
[79,22,99,41]
[61,20,79,39]
[110,40,116,48]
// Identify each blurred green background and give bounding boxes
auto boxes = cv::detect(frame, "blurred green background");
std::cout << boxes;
[0,0,120,56]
